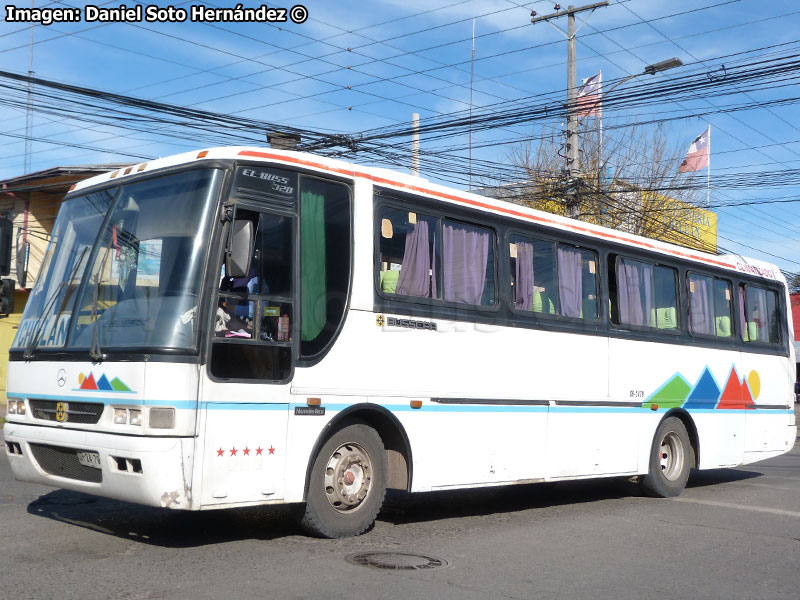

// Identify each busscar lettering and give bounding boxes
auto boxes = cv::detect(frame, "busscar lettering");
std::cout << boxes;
[5,5,81,26]
[386,317,437,331]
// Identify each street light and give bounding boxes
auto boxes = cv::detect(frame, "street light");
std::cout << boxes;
[644,57,683,75]
[606,57,684,95]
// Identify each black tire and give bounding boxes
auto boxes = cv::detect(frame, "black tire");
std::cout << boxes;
[640,416,692,498]
[300,424,387,538]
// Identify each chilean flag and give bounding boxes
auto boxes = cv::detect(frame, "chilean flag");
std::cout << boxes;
[576,72,602,119]
[679,127,710,172]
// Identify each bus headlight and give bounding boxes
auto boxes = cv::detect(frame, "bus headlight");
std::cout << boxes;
[129,409,142,426]
[113,408,128,425]
[149,408,175,429]
[7,400,25,415]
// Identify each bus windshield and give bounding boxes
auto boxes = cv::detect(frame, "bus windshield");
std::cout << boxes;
[13,168,223,354]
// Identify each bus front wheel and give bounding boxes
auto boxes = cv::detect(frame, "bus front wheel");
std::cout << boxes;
[300,424,387,538]
[640,416,691,498]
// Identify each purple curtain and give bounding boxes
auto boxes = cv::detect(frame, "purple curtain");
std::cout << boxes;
[689,277,713,335]
[618,260,653,326]
[396,221,431,297]
[514,242,534,311]
[738,286,747,341]
[442,223,489,304]
[557,247,582,318]
[750,287,768,342]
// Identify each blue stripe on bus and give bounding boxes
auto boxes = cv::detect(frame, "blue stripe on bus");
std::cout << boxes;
[203,402,289,410]
[9,393,792,415]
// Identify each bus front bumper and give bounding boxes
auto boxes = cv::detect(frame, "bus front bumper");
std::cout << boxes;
[3,422,194,510]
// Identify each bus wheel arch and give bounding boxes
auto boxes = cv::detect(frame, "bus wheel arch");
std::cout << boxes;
[303,404,413,500]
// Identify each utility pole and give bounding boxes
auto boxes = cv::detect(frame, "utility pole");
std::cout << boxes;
[411,113,420,177]
[531,2,608,218]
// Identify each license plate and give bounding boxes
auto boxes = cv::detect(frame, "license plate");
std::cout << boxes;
[76,451,101,469]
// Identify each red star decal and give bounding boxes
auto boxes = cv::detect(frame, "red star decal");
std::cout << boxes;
[230,447,237,456]
[243,447,250,456]
[268,446,275,455]
[217,448,224,457]
[255,446,263,456]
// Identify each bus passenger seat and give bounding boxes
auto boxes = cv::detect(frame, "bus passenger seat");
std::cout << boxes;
[716,316,731,337]
[532,291,555,314]
[380,270,399,294]
[655,307,677,329]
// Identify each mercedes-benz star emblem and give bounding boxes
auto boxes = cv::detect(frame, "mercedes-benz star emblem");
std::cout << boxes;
[57,369,67,388]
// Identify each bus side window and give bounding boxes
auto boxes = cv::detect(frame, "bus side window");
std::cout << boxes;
[613,257,677,330]
[713,279,733,337]
[740,284,780,344]
[557,245,599,320]
[441,219,495,307]
[211,209,293,381]
[299,177,351,358]
[510,236,557,315]
[688,274,732,338]
[379,207,440,300]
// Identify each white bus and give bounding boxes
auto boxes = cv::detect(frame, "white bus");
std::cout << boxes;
[4,147,796,538]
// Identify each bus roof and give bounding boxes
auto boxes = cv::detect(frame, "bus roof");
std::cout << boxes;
[70,146,784,284]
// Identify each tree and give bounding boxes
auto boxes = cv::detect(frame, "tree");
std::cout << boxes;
[788,273,800,294]
[492,120,711,251]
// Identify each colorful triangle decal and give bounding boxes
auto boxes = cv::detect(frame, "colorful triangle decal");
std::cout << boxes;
[96,374,114,391]
[110,377,132,392]
[80,372,98,390]
[683,367,721,409]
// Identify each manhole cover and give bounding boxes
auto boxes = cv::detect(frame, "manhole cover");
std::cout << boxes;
[346,551,448,571]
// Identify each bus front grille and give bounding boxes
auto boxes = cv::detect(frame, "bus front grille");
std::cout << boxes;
[29,444,103,483]
[29,400,104,424]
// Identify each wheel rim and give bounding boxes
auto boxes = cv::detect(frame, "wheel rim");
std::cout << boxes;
[659,431,685,481]
[324,441,373,513]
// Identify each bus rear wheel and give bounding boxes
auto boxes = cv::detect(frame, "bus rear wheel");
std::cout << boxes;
[300,424,387,538]
[640,416,692,498]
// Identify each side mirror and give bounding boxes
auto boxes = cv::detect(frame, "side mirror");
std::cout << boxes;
[16,237,29,289]
[226,219,253,278]
[0,218,12,277]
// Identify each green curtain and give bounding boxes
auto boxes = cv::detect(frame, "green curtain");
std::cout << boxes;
[301,190,326,341]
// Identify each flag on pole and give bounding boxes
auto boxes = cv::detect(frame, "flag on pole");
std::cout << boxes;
[679,127,710,172]
[576,72,602,119]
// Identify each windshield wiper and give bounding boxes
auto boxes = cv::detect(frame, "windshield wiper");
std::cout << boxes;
[24,247,88,359]
[89,245,112,362]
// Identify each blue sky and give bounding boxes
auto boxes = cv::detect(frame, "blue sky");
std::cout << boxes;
[1,0,799,275]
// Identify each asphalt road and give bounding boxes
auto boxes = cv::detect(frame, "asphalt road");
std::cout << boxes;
[2,418,799,600]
